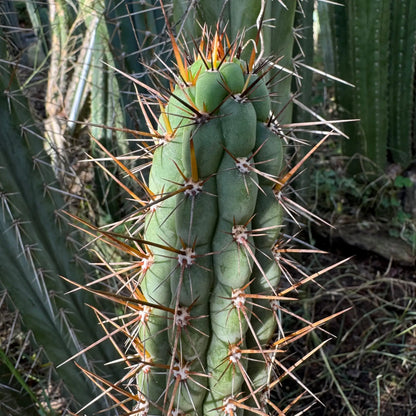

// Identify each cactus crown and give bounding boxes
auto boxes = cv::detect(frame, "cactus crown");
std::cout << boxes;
[67,16,346,416]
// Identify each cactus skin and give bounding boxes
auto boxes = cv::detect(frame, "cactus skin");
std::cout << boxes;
[388,0,416,168]
[137,31,287,415]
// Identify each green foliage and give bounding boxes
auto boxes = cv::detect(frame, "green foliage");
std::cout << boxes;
[313,164,416,247]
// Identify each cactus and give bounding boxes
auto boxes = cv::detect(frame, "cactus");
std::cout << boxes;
[140,33,284,415]
[66,8,348,414]
[388,0,416,168]
[10,0,170,222]
[323,0,416,172]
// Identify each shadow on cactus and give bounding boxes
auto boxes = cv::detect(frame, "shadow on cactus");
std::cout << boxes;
[63,17,349,416]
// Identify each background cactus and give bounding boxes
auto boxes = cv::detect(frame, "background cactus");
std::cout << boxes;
[311,0,416,262]
[323,0,416,172]
[7,0,169,222]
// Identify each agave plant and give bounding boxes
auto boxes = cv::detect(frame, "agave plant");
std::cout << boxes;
[0,34,121,416]
[63,3,349,415]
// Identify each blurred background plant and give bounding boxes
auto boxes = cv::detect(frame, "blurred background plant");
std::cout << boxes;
[323,0,416,172]
[0,0,415,415]
[311,0,416,263]
[0,18,124,414]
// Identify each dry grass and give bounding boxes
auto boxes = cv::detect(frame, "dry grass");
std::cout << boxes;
[283,247,416,416]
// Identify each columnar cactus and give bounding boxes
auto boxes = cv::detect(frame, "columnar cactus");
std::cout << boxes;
[138,30,286,415]
[70,18,346,416]
[324,0,416,171]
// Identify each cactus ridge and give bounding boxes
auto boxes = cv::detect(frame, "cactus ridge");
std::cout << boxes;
[66,20,346,416]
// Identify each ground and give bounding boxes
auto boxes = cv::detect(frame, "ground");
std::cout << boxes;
[287,235,416,416]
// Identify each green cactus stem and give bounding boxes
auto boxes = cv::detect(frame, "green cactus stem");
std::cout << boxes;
[64,5,347,415]
[128,28,312,415]
[388,0,416,168]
